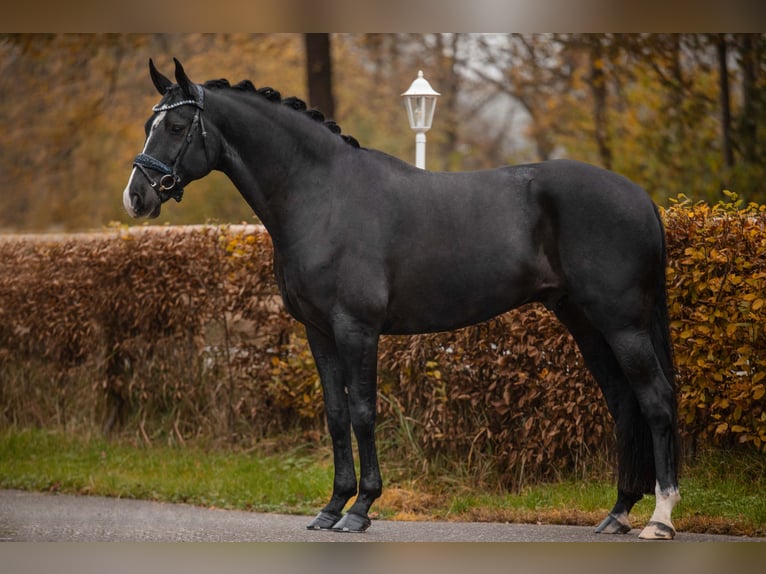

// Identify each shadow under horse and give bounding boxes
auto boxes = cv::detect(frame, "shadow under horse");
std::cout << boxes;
[123,59,681,539]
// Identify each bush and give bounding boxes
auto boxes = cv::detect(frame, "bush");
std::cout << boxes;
[664,194,766,452]
[0,226,314,441]
[378,308,612,488]
[0,198,764,487]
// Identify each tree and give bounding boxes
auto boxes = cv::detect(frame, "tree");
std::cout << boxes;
[717,34,735,174]
[735,34,763,166]
[2,33,766,233]
[304,33,335,119]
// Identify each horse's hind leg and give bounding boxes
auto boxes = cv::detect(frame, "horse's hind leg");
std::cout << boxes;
[554,300,652,535]
[606,328,680,540]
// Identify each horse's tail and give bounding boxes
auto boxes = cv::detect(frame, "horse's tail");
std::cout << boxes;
[617,204,679,496]
[649,204,680,475]
[650,204,677,395]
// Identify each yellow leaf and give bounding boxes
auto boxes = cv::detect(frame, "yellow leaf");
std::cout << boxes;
[734,406,743,421]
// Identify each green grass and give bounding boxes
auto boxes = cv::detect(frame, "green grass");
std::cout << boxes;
[0,428,333,514]
[1,427,764,536]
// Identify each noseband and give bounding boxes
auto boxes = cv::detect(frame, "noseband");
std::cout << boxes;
[133,85,209,204]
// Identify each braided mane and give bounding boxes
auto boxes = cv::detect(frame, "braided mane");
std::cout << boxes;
[201,78,360,148]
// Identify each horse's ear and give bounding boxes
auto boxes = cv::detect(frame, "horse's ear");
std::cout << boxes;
[149,59,172,95]
[173,58,196,99]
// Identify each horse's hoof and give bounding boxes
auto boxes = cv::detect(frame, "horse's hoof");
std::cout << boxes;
[638,520,676,540]
[594,513,631,534]
[331,512,371,533]
[306,510,342,530]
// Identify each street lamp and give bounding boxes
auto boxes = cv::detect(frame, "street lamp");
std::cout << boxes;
[402,70,440,169]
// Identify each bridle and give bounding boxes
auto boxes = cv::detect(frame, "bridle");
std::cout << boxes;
[133,84,209,204]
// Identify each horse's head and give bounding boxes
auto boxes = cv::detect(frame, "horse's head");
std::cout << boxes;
[123,58,215,218]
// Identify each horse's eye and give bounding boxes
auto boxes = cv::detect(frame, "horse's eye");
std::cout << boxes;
[170,124,185,135]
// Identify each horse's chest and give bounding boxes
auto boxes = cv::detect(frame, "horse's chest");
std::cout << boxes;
[274,256,337,326]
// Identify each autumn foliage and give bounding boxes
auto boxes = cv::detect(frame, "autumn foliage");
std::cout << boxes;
[664,194,766,453]
[2,34,766,233]
[0,200,764,487]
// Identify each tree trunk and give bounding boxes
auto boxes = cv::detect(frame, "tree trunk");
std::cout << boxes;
[717,34,735,172]
[434,33,462,170]
[304,33,335,119]
[589,38,613,170]
[738,33,758,164]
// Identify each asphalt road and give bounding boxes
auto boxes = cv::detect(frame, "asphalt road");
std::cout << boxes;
[1,489,762,543]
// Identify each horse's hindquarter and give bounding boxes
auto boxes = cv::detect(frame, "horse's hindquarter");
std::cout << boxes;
[531,160,665,327]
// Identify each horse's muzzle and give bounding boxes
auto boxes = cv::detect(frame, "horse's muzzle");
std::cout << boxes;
[123,175,162,219]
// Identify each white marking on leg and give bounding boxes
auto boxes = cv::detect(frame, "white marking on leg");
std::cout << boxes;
[652,482,681,525]
[638,481,680,540]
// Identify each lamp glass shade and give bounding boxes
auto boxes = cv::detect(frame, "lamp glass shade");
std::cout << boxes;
[402,70,440,132]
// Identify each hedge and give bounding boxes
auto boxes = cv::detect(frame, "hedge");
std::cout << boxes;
[664,195,766,453]
[0,198,764,488]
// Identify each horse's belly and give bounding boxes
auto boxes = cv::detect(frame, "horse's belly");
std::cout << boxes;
[382,274,534,335]
[383,308,515,335]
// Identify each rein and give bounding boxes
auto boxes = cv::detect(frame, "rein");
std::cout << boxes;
[133,85,209,204]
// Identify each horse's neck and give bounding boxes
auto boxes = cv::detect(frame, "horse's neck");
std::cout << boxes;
[214,96,339,243]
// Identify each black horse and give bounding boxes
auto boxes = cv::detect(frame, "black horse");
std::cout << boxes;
[123,59,681,539]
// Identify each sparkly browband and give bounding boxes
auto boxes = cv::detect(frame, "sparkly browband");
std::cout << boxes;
[152,84,204,112]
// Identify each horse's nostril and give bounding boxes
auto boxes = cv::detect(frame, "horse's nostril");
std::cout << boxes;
[130,191,143,213]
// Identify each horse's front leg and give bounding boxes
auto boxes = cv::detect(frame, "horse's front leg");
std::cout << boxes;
[330,316,383,532]
[305,325,358,530]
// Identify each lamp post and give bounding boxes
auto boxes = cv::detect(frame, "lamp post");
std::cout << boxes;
[402,70,440,169]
